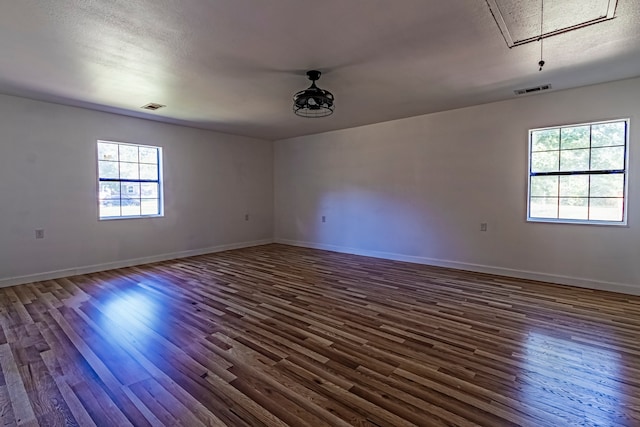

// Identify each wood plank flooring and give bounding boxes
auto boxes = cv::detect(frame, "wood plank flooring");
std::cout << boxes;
[1,243,639,426]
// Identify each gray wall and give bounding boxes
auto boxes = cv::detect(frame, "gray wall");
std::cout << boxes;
[274,77,640,294]
[0,94,274,286]
[3,77,639,294]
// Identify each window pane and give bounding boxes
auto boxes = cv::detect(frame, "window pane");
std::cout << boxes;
[530,197,558,218]
[99,182,121,199]
[590,174,624,197]
[119,145,139,162]
[99,200,121,218]
[589,198,624,221]
[592,122,626,147]
[559,197,588,220]
[140,147,158,164]
[97,141,163,220]
[528,120,627,225]
[591,146,624,170]
[98,142,119,161]
[141,199,160,215]
[98,161,119,179]
[559,148,589,172]
[531,129,559,152]
[119,162,139,179]
[530,176,558,197]
[561,126,589,150]
[121,182,140,196]
[531,151,559,173]
[140,164,158,180]
[121,183,140,214]
[559,175,589,197]
[121,201,141,216]
[141,183,158,198]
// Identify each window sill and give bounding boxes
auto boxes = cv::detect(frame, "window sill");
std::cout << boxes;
[99,214,164,221]
[527,217,628,227]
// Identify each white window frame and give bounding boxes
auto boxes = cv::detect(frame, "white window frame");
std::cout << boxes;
[527,119,629,226]
[97,140,164,220]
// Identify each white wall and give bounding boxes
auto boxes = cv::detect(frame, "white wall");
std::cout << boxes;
[274,77,640,295]
[0,94,273,286]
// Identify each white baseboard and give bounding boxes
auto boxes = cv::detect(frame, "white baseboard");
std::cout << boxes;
[275,238,640,296]
[0,238,274,289]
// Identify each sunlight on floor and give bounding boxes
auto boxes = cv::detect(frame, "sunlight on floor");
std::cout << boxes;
[518,331,626,425]
[101,289,159,348]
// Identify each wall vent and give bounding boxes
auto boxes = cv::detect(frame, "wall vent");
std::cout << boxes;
[514,84,552,96]
[141,103,166,111]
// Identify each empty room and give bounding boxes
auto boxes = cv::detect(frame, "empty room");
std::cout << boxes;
[1,1,639,426]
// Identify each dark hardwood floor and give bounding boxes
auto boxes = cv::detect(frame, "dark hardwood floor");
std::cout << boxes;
[1,244,639,426]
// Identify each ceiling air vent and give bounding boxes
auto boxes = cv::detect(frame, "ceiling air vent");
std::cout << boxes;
[141,103,166,111]
[514,84,552,96]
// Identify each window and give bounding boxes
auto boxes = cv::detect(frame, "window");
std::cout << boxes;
[528,119,628,224]
[97,141,163,219]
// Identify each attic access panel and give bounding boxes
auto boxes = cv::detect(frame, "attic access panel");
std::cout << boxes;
[486,0,618,47]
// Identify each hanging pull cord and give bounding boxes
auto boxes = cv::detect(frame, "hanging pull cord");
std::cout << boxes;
[538,0,545,71]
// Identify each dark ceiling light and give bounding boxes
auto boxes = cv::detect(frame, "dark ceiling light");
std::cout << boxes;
[293,70,334,118]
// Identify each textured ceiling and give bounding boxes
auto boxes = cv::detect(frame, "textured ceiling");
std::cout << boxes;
[0,0,638,140]
[488,0,617,46]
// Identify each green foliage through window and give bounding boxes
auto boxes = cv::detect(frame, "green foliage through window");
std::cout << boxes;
[528,119,628,224]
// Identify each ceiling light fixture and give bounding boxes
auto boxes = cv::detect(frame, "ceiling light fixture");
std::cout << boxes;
[293,70,334,118]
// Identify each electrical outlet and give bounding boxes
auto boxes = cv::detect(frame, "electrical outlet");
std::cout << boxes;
[35,229,44,239]
[480,223,488,232]
[322,216,326,223]
[245,214,249,221]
